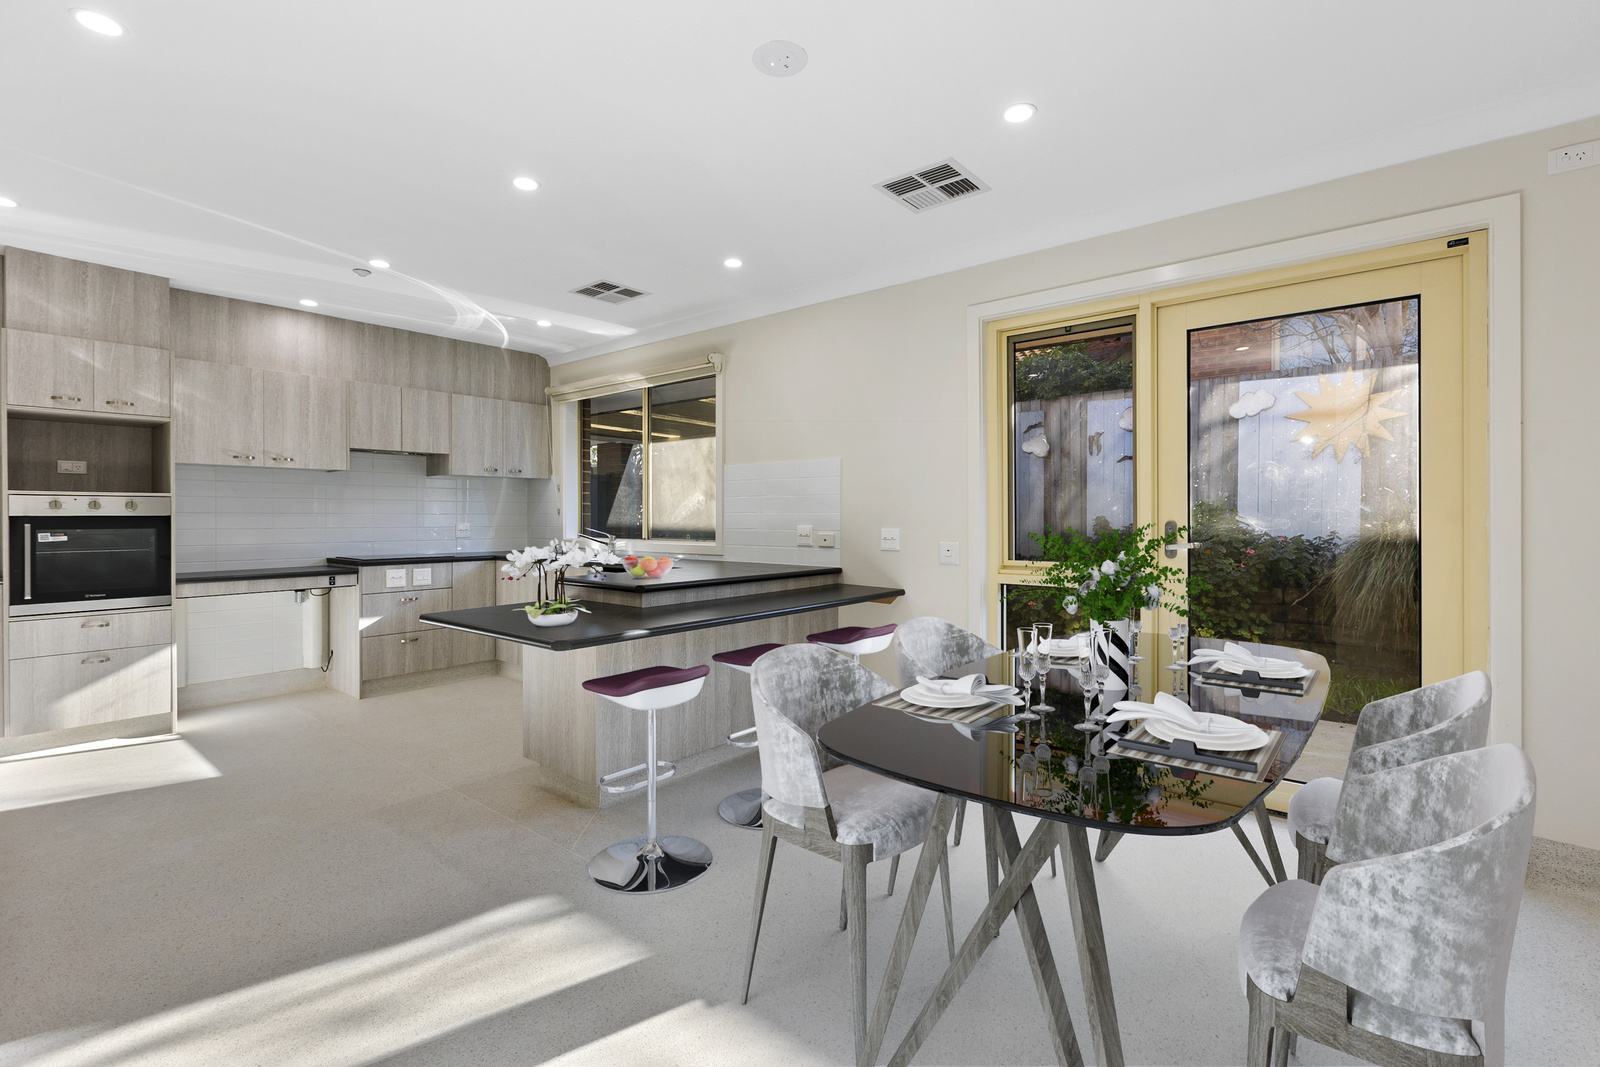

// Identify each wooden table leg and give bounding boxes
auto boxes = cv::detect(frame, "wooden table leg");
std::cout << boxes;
[1062,824,1126,1067]
[1254,803,1288,883]
[1231,822,1277,886]
[860,795,957,1067]
[887,817,1083,1067]
[1094,829,1124,862]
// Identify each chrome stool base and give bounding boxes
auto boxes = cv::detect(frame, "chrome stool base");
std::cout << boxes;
[589,834,713,894]
[718,787,764,829]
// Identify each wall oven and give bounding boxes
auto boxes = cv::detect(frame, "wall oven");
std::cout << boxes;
[9,494,172,617]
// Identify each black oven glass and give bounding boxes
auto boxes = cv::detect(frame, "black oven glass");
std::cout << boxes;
[10,516,172,607]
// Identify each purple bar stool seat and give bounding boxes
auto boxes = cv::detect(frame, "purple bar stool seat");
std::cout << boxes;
[808,623,897,663]
[710,642,784,829]
[584,663,713,894]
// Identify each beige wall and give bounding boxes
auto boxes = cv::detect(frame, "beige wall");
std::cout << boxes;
[553,115,1600,849]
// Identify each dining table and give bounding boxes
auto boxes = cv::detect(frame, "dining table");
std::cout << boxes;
[815,638,1331,1067]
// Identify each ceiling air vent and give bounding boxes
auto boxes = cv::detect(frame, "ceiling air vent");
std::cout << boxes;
[570,280,650,304]
[875,158,991,213]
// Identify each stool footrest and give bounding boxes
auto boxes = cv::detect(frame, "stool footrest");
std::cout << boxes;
[599,760,676,794]
[727,726,759,748]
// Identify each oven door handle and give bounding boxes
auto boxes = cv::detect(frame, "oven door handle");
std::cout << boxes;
[22,523,31,601]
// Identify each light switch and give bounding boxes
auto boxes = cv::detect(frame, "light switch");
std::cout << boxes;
[939,541,960,566]
[880,527,900,552]
[456,522,470,536]
[412,567,433,586]
[816,530,837,548]
[796,524,814,546]
[385,568,406,589]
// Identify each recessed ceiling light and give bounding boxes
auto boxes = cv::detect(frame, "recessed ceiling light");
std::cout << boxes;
[0,197,16,209]
[536,320,552,328]
[72,9,123,36]
[723,258,743,269]
[368,259,390,269]
[1235,346,1251,352]
[512,176,539,192]
[1003,102,1037,124]
[299,299,319,307]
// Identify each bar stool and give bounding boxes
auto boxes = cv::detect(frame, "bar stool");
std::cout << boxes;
[711,642,784,829]
[584,663,714,894]
[807,623,896,663]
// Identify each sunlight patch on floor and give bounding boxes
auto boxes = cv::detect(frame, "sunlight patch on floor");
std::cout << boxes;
[10,897,648,1067]
[0,736,220,812]
[541,999,823,1067]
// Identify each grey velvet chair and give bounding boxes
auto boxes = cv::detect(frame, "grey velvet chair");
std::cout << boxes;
[1238,743,1535,1067]
[1288,671,1491,882]
[741,643,955,1058]
[893,616,1001,848]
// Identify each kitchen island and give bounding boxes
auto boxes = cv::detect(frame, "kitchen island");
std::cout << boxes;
[420,559,902,806]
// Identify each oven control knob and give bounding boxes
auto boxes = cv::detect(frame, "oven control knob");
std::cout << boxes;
[48,499,62,509]
[87,499,101,510]
[125,500,138,511]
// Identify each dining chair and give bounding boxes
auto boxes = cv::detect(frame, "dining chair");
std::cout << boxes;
[1288,670,1491,883]
[892,616,1001,848]
[1237,743,1535,1067]
[740,642,956,1058]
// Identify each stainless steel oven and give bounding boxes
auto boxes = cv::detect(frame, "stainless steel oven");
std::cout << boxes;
[9,494,172,617]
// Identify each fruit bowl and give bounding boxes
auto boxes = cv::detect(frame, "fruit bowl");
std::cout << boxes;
[623,555,675,579]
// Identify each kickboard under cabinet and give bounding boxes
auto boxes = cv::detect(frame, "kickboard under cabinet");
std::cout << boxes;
[8,608,173,660]
[7,642,173,736]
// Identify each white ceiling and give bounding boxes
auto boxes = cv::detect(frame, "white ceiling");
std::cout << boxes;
[2,1,1598,365]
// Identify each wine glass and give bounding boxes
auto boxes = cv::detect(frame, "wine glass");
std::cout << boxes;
[1030,623,1055,712]
[1013,627,1041,722]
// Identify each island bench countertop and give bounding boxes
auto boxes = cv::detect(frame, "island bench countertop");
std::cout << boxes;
[419,583,903,652]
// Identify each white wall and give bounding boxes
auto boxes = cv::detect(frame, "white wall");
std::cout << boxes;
[176,452,561,572]
[550,114,1600,849]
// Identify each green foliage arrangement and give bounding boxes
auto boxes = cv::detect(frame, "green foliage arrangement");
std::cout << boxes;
[1014,522,1192,622]
[1014,343,1134,402]
[1185,501,1340,641]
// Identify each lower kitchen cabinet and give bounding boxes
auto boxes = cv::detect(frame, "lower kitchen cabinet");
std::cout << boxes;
[7,642,173,736]
[359,627,491,682]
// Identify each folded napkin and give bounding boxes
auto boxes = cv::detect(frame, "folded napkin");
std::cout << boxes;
[1043,634,1088,657]
[916,675,1023,705]
[1187,642,1311,679]
[1108,691,1264,740]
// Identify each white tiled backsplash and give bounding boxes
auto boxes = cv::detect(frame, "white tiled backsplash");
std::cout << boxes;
[722,459,841,566]
[176,453,561,572]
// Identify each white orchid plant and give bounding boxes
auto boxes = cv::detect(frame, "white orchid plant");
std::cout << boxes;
[503,538,624,617]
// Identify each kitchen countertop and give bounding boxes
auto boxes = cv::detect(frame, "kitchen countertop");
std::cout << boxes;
[420,582,903,651]
[563,559,841,592]
[177,564,358,584]
[326,552,512,567]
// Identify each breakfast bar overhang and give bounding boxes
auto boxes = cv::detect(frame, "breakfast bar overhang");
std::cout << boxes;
[419,560,903,806]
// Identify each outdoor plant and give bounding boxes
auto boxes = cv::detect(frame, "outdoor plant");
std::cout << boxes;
[1186,501,1340,641]
[502,539,622,617]
[1012,522,1193,623]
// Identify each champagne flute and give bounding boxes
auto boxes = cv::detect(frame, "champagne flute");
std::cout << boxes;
[1031,623,1055,712]
[1013,626,1041,721]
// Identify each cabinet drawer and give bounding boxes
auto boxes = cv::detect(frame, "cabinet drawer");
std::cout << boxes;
[7,642,172,736]
[359,588,451,638]
[358,563,453,595]
[9,609,173,660]
[361,630,442,681]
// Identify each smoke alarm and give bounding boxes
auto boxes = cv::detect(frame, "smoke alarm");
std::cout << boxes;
[753,40,807,77]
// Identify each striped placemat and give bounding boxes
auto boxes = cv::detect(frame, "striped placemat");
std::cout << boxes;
[874,694,1013,725]
[1110,724,1287,782]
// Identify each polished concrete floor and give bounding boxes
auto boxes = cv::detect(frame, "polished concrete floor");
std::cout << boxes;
[0,674,1596,1066]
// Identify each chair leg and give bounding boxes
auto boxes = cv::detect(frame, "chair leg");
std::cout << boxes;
[1270,1021,1290,1067]
[1049,849,1057,877]
[952,798,967,846]
[887,853,900,896]
[741,821,779,1005]
[938,838,955,961]
[1245,977,1274,1067]
[844,843,871,1060]
[839,870,848,931]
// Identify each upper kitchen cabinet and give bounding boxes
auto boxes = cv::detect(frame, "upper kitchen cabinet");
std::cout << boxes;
[3,329,170,419]
[3,248,169,349]
[93,342,171,418]
[401,388,451,454]
[444,393,503,476]
[502,400,551,479]
[263,371,348,471]
[346,380,402,452]
[174,358,264,466]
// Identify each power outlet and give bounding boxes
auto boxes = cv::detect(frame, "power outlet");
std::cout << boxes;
[939,541,960,566]
[456,522,471,536]
[385,568,407,589]
[816,530,837,548]
[880,527,900,552]
[56,460,87,475]
[1549,139,1600,174]
[796,524,814,547]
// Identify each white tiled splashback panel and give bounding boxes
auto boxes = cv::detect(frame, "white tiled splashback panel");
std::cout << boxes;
[721,458,841,567]
[176,453,561,572]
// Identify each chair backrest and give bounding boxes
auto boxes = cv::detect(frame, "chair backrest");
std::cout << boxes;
[1348,670,1492,775]
[893,616,1001,687]
[1306,744,1535,1063]
[750,643,897,811]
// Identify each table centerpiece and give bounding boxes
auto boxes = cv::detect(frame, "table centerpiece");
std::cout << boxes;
[502,539,623,626]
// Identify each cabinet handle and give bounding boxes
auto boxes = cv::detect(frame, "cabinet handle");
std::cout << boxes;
[81,620,112,629]
[103,399,136,407]
[398,596,420,603]
[82,655,112,665]
[229,453,258,461]
[50,394,83,403]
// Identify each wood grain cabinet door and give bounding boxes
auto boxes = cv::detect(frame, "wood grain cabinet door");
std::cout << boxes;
[402,388,451,454]
[450,394,502,476]
[7,643,173,736]
[173,358,264,465]
[304,376,348,471]
[3,328,94,411]
[347,380,402,452]
[501,400,536,478]
[92,341,171,417]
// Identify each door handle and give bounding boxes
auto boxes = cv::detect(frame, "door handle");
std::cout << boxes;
[1164,520,1180,558]
[23,523,31,600]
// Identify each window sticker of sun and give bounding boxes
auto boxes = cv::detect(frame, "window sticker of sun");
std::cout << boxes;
[1284,370,1406,462]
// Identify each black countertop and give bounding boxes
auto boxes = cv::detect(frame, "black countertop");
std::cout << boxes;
[420,582,903,651]
[326,552,511,567]
[177,564,358,584]
[564,559,841,593]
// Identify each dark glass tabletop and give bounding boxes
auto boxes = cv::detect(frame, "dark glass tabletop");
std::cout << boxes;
[816,639,1329,837]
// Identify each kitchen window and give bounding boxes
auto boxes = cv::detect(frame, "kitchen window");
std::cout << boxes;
[579,375,717,543]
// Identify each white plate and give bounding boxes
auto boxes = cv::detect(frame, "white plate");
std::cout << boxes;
[1145,717,1270,752]
[901,685,990,709]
